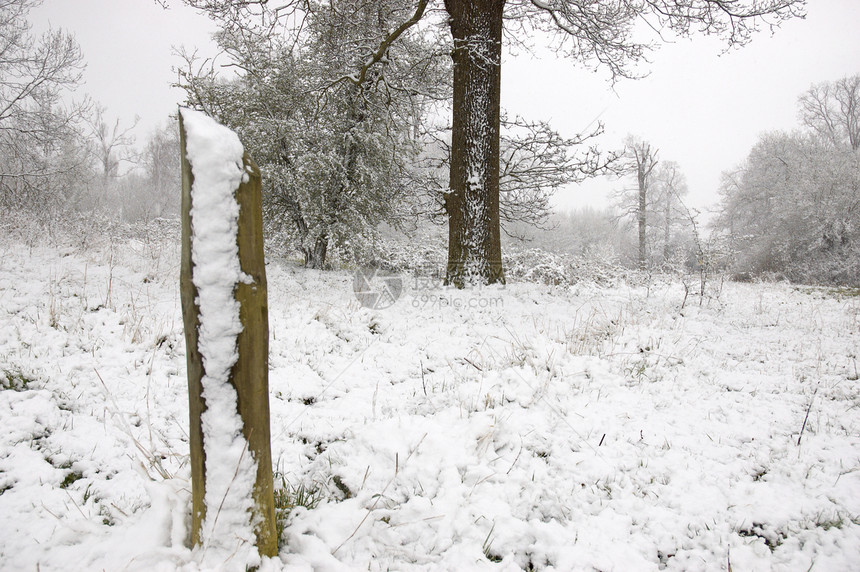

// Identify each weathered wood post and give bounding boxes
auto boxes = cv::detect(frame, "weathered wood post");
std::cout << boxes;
[179,107,277,562]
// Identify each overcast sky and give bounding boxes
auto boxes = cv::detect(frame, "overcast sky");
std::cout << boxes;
[31,0,860,214]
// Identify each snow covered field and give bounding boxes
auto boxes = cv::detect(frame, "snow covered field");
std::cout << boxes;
[1,228,859,571]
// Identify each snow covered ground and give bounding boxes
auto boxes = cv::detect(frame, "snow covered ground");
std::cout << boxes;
[1,228,859,571]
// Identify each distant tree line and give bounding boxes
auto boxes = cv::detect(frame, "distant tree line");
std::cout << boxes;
[715,75,860,285]
[546,76,860,287]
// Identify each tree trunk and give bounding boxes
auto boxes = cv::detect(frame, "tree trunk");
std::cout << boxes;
[443,0,505,287]
[663,192,671,263]
[637,162,647,271]
[304,234,329,269]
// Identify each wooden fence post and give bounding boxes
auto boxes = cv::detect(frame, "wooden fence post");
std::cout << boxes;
[179,108,277,559]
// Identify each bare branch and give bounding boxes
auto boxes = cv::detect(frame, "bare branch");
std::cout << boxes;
[347,0,429,86]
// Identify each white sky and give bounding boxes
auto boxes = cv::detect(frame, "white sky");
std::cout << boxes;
[31,0,860,214]
[31,0,218,135]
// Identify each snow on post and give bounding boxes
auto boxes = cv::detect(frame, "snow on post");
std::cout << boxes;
[178,107,277,565]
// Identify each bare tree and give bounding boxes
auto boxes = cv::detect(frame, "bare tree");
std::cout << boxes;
[798,74,860,151]
[141,122,181,218]
[87,104,139,180]
[617,136,659,270]
[651,160,689,264]
[0,0,89,210]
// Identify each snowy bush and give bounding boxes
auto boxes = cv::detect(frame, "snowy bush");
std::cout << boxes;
[568,243,631,286]
[1,207,180,253]
[369,238,447,276]
[503,247,570,286]
[502,244,630,287]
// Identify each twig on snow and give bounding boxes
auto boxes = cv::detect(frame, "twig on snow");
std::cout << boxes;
[797,387,818,446]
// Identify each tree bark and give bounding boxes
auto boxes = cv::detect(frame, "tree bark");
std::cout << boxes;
[443,0,505,287]
[303,234,329,269]
[628,140,656,272]
[638,161,647,271]
[663,192,671,263]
